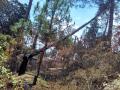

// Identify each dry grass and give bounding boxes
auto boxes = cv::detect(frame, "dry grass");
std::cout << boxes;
[28,42,120,90]
[4,41,120,90]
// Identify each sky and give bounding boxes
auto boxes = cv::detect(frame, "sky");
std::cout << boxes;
[18,0,98,37]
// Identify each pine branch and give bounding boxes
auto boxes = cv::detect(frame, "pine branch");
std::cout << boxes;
[29,11,102,58]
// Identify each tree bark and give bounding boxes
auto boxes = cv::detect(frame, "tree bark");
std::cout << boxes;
[107,0,114,42]
[32,43,47,85]
[103,18,109,37]
[25,0,33,19]
[32,33,38,49]
[0,0,8,8]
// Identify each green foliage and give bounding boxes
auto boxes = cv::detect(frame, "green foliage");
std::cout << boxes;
[65,37,73,46]
[0,34,11,63]
[0,34,23,89]
[10,19,32,35]
[0,66,24,89]
[34,0,72,43]
[0,66,12,88]
[0,34,12,67]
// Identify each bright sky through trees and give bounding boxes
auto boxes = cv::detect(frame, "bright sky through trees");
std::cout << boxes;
[18,0,98,37]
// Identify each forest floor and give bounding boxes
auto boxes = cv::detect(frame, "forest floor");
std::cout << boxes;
[13,46,120,90]
[18,68,120,90]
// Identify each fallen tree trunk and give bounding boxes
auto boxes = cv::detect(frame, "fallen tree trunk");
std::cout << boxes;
[28,11,103,59]
[18,7,107,86]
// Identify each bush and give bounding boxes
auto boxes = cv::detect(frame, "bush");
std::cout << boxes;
[0,34,24,89]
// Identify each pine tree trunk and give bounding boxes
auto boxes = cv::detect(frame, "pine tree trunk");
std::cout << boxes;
[25,0,33,19]
[32,33,38,49]
[107,0,114,42]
